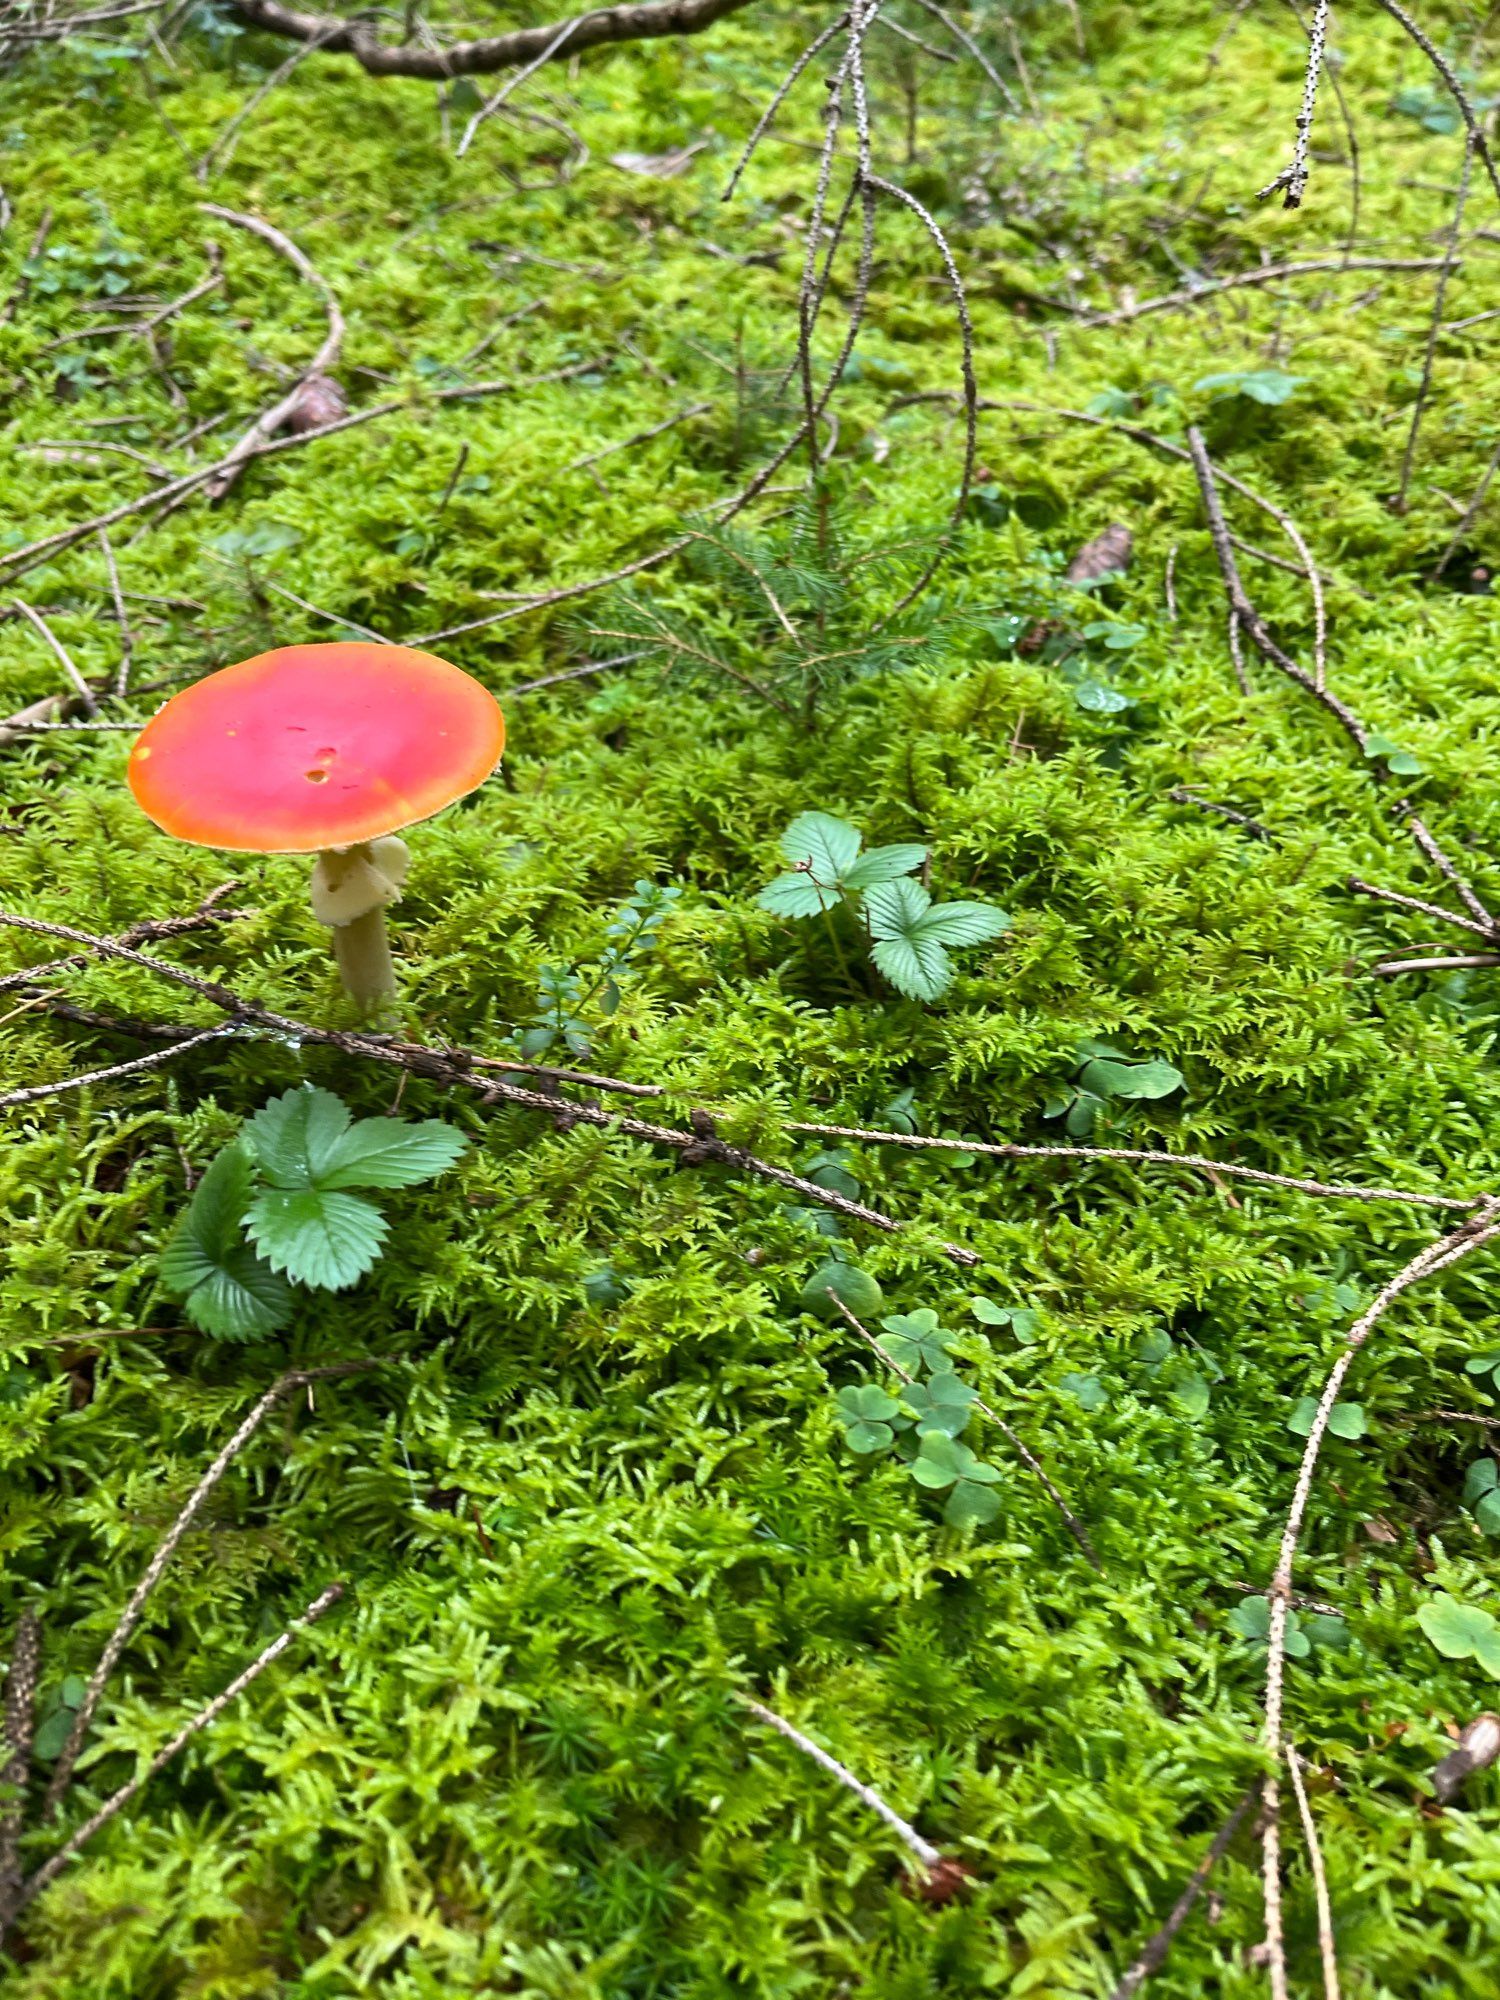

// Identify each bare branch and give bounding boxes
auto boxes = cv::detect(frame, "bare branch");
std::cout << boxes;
[1106,1787,1260,2000]
[733,1691,944,1872]
[9,1585,344,1930]
[0,1024,233,1110]
[10,600,98,715]
[0,1612,40,1923]
[197,205,346,500]
[1259,1206,1500,1996]
[226,0,756,81]
[1285,1744,1341,2000]
[781,1120,1480,1210]
[41,1364,384,1817]
[1256,0,1327,208]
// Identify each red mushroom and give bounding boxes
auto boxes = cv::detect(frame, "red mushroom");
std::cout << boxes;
[128,641,505,1010]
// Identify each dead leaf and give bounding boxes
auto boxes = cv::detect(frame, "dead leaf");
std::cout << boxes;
[286,372,347,435]
[1065,521,1133,585]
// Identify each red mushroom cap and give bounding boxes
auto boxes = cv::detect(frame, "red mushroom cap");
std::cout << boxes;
[128,642,505,854]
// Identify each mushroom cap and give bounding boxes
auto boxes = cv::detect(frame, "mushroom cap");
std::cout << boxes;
[128,642,505,854]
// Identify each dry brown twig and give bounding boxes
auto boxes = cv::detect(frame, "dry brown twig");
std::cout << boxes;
[10,599,99,716]
[1256,0,1328,207]
[1259,1205,1500,1997]
[733,1691,944,1873]
[1069,256,1448,331]
[1284,1743,1341,2000]
[40,1361,389,1818]
[0,1612,40,1925]
[0,908,979,1266]
[783,1118,1479,1211]
[1396,130,1474,514]
[3,1584,344,1936]
[1106,1786,1260,2000]
[196,204,345,501]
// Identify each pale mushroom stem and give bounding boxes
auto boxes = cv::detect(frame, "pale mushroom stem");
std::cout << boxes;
[330,904,397,1009]
[309,836,410,1013]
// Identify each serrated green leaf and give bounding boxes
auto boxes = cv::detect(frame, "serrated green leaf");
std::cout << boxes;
[313,1116,467,1191]
[871,931,952,1001]
[246,1188,388,1290]
[181,1250,297,1341]
[842,843,928,890]
[779,812,861,887]
[757,871,843,918]
[159,1144,255,1292]
[910,900,1011,947]
[243,1087,353,1190]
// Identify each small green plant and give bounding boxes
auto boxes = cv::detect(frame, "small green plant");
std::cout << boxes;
[1194,368,1302,407]
[160,1086,466,1339]
[970,1297,1042,1344]
[759,812,1009,1001]
[1043,1039,1184,1138]
[822,1296,1005,1528]
[521,879,681,1057]
[1464,1459,1500,1536]
[1417,1594,1500,1677]
[1465,1349,1500,1397]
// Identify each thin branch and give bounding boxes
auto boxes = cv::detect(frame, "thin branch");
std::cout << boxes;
[781,1120,1480,1210]
[0,1612,40,1924]
[1371,0,1500,208]
[10,600,98,715]
[195,18,344,179]
[0,1024,233,1110]
[1256,0,1327,208]
[1106,1787,1260,2000]
[226,0,756,80]
[1397,131,1473,513]
[1259,1206,1500,1997]
[458,14,582,157]
[1429,432,1500,582]
[1370,951,1500,975]
[197,204,346,500]
[9,1584,344,1929]
[563,401,711,475]
[0,909,978,1266]
[1285,1743,1341,2000]
[96,528,133,698]
[720,8,849,202]
[829,1294,1102,1571]
[905,0,1018,112]
[733,1691,943,1872]
[1347,876,1493,940]
[1069,256,1446,331]
[40,1364,382,1817]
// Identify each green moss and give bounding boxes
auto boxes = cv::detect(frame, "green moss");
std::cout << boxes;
[4,3,1500,1994]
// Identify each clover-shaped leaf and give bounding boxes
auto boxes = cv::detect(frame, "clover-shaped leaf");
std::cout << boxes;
[1229,1595,1309,1659]
[836,1382,907,1455]
[1417,1594,1500,1677]
[878,1308,956,1374]
[900,1370,977,1439]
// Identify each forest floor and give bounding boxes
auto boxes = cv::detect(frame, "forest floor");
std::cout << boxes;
[4,1,1500,1994]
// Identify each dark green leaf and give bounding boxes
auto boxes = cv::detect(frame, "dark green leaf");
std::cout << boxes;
[245,1188,388,1291]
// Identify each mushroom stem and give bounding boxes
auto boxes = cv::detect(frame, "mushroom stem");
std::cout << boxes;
[310,836,409,1011]
[330,904,397,1009]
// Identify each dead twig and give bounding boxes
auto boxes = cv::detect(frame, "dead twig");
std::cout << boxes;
[1396,132,1474,514]
[1371,0,1500,209]
[6,1584,344,1933]
[563,401,711,475]
[96,528,133,698]
[1259,1205,1500,1998]
[0,1612,40,1926]
[1285,1743,1341,2000]
[0,909,978,1266]
[1431,1714,1500,1804]
[733,1691,943,1872]
[1106,1787,1260,2000]
[197,205,345,500]
[782,1119,1478,1210]
[1070,257,1447,332]
[10,600,98,716]
[0,1024,233,1110]
[40,1363,386,1818]
[1256,0,1327,207]
[1347,876,1493,940]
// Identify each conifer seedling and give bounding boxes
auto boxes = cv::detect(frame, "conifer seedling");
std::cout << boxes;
[128,642,505,1010]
